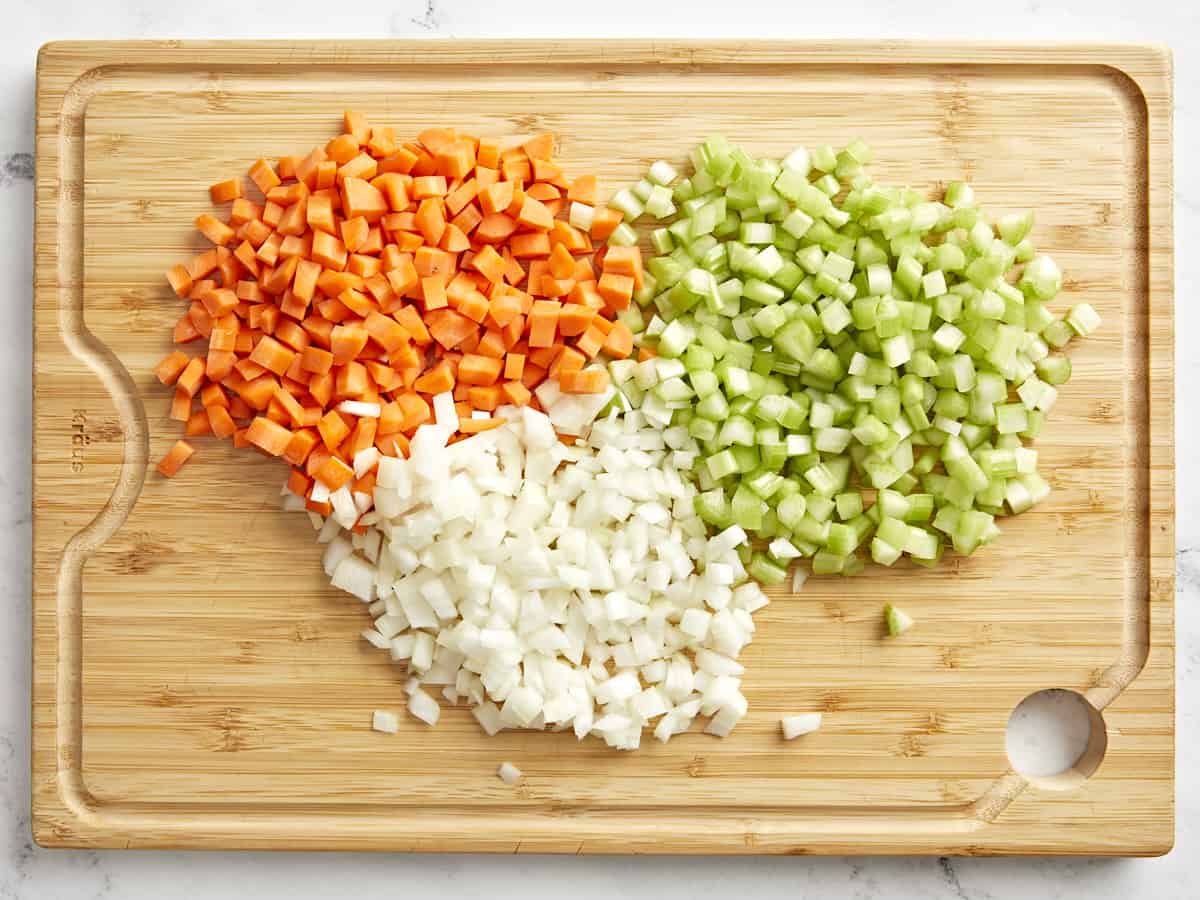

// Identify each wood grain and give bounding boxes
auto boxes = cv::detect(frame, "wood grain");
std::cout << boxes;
[32,40,1173,854]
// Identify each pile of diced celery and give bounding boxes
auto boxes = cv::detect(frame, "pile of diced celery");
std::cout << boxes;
[603,137,1100,582]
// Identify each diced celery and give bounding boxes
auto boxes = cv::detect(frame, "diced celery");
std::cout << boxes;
[811,550,846,575]
[731,484,765,530]
[621,137,1092,577]
[835,491,864,520]
[748,552,789,585]
[1067,303,1101,336]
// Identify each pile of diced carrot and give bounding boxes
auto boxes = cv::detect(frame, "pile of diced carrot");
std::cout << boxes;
[153,112,642,515]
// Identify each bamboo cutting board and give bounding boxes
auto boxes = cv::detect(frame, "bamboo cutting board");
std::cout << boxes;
[32,41,1174,854]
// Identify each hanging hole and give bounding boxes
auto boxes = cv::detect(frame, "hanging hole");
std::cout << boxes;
[1005,688,1107,790]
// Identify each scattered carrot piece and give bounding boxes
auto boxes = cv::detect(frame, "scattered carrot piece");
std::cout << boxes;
[156,440,195,477]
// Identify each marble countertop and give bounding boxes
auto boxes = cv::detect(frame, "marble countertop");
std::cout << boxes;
[4,2,1195,897]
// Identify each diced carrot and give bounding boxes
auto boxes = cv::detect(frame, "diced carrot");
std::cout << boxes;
[475,213,518,244]
[436,140,476,180]
[169,387,193,422]
[450,202,483,236]
[603,320,635,358]
[394,392,430,431]
[509,232,551,259]
[517,196,554,231]
[228,395,253,420]
[527,344,561,372]
[418,127,456,153]
[465,387,503,412]
[548,242,576,280]
[176,357,205,396]
[207,404,238,439]
[575,324,606,358]
[206,348,237,381]
[426,309,477,350]
[413,359,455,394]
[567,175,597,204]
[487,290,523,329]
[458,354,504,386]
[295,147,328,189]
[306,498,334,516]
[285,468,312,497]
[296,346,331,377]
[317,409,351,450]
[273,384,307,427]
[475,328,507,359]
[503,352,526,381]
[455,290,490,324]
[523,134,555,161]
[527,300,561,348]
[550,220,589,254]
[421,273,448,310]
[501,153,531,183]
[341,177,388,222]
[466,245,504,285]
[315,454,354,491]
[412,198,446,249]
[249,159,282,194]
[601,244,644,288]
[230,198,263,226]
[156,439,195,477]
[239,374,281,411]
[363,311,410,352]
[330,322,369,365]
[457,329,482,354]
[379,146,419,175]
[199,382,228,408]
[344,110,370,143]
[597,271,634,311]
[185,410,212,437]
[154,350,191,386]
[551,346,586,376]
[248,335,296,377]
[195,214,235,246]
[335,360,370,398]
[412,175,448,199]
[374,401,401,435]
[559,367,610,394]
[210,178,244,204]
[440,223,470,253]
[283,428,320,466]
[394,306,431,345]
[479,181,514,216]
[445,178,479,215]
[414,245,454,277]
[245,416,293,456]
[345,417,378,457]
[501,315,526,350]
[385,255,420,297]
[558,303,596,337]
[520,362,547,390]
[165,264,193,298]
[156,122,631,459]
[590,207,624,241]
[339,152,378,185]
[235,357,267,382]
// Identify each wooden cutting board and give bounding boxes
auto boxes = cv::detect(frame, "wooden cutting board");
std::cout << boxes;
[32,41,1174,854]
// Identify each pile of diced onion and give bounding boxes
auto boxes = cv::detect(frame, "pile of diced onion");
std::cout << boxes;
[291,374,768,749]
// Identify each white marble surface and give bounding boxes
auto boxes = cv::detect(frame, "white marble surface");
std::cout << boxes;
[3,2,1195,897]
